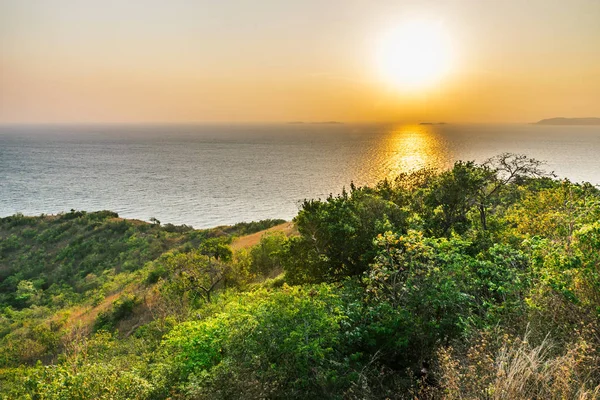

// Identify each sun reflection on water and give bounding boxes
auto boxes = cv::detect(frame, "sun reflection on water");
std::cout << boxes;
[377,125,452,181]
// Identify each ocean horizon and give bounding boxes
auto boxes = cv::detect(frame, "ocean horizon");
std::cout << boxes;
[2,123,599,228]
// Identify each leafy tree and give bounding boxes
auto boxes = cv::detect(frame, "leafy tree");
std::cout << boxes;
[361,230,531,369]
[362,231,478,365]
[161,250,231,304]
[475,153,550,231]
[94,294,138,332]
[249,231,288,277]
[422,155,548,234]
[286,187,407,283]
[422,161,486,235]
[199,238,233,262]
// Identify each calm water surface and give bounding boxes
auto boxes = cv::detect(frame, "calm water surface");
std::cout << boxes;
[1,124,599,228]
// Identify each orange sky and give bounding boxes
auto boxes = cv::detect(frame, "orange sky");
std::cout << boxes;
[1,0,599,124]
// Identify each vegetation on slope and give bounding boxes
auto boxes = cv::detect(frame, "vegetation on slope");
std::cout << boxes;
[1,153,599,399]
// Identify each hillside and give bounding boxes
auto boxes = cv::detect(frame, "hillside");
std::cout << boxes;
[0,212,286,360]
[1,154,600,399]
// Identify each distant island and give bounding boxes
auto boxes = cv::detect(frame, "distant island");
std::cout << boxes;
[419,122,447,125]
[535,117,600,125]
[287,121,344,125]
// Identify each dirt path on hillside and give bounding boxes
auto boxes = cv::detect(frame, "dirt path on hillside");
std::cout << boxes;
[230,221,297,250]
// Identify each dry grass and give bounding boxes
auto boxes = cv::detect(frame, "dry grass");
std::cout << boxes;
[230,221,297,250]
[63,292,122,335]
[437,327,600,400]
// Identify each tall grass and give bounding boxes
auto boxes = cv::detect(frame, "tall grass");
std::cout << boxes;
[437,328,600,400]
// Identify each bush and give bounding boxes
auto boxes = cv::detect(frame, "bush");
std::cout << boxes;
[285,187,407,283]
[249,231,288,277]
[164,285,352,398]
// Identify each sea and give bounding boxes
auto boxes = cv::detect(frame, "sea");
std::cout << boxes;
[1,123,599,228]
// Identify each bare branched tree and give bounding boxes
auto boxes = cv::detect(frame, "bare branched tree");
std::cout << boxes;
[475,153,554,230]
[485,153,553,186]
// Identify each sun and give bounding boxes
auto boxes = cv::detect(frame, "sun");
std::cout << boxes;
[375,20,453,90]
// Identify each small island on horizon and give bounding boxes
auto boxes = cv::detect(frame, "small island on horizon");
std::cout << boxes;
[419,122,447,125]
[534,117,600,125]
[287,121,344,125]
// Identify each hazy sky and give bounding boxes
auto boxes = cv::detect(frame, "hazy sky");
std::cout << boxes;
[1,0,599,123]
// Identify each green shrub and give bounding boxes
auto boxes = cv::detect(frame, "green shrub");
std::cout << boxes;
[164,285,352,398]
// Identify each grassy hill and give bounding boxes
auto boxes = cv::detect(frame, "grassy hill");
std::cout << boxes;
[0,212,285,364]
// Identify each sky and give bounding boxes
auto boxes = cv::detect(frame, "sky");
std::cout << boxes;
[1,0,599,124]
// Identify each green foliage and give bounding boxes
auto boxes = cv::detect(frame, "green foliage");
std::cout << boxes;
[286,187,407,283]
[508,180,600,242]
[249,231,288,276]
[0,212,280,369]
[1,362,155,400]
[165,285,351,398]
[198,237,233,262]
[14,280,42,308]
[158,249,233,306]
[360,231,481,367]
[0,210,196,309]
[421,161,489,235]
[1,155,599,399]
[93,294,138,332]
[0,330,173,399]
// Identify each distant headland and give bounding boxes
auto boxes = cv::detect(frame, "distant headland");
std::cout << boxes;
[419,122,447,125]
[534,117,600,126]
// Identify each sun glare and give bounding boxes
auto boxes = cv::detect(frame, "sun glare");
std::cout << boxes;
[376,20,453,90]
